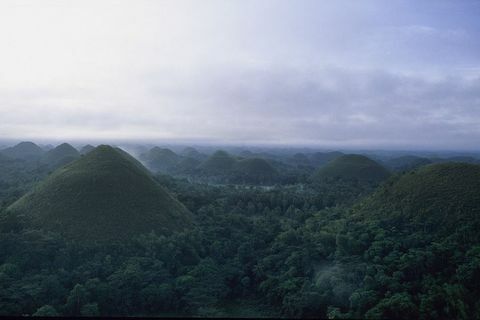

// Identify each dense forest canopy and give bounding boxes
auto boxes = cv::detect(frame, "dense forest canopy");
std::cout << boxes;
[1,141,480,318]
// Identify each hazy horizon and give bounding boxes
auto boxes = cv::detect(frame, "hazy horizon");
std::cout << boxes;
[1,0,480,150]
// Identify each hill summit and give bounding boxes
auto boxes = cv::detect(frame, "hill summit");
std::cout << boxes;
[42,143,80,168]
[233,158,278,184]
[199,150,236,174]
[7,145,192,241]
[140,147,180,173]
[0,141,44,160]
[313,154,390,184]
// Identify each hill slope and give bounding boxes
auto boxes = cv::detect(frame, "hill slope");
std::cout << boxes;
[7,145,192,241]
[313,154,390,183]
[80,144,95,155]
[42,143,80,168]
[384,155,432,172]
[140,147,180,173]
[233,158,278,184]
[353,162,480,234]
[309,151,344,167]
[0,141,45,160]
[199,150,236,174]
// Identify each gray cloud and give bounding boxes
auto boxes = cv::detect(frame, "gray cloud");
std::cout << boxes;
[0,0,479,149]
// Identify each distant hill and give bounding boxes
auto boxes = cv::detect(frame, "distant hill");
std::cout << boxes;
[313,154,390,184]
[430,156,480,164]
[176,157,202,174]
[199,150,236,175]
[6,145,193,241]
[41,143,80,169]
[232,158,279,184]
[80,144,95,155]
[181,147,206,161]
[308,151,344,167]
[140,147,181,173]
[384,155,432,172]
[0,141,44,160]
[288,153,311,167]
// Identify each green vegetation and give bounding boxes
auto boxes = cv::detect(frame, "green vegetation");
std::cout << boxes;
[232,158,278,185]
[313,154,390,184]
[80,144,95,155]
[0,141,44,160]
[199,150,236,174]
[41,143,80,169]
[6,145,192,241]
[140,147,181,174]
[309,151,344,167]
[384,155,432,172]
[181,147,206,161]
[1,144,480,318]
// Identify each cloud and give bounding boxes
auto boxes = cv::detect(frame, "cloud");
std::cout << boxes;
[0,0,479,149]
[2,63,479,149]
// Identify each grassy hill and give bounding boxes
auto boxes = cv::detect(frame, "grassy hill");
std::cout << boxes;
[6,145,193,241]
[199,150,236,174]
[0,142,45,160]
[140,147,180,173]
[384,155,432,172]
[353,162,480,234]
[80,144,95,155]
[308,151,343,167]
[313,154,390,184]
[181,147,206,160]
[42,143,80,168]
[232,158,279,184]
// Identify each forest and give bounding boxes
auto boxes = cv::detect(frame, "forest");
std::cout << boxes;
[1,141,480,318]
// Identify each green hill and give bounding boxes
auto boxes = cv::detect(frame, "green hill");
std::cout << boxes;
[80,144,95,155]
[42,143,80,168]
[313,154,390,184]
[199,150,236,174]
[309,151,343,167]
[0,141,45,160]
[233,158,278,184]
[319,164,480,318]
[181,147,206,160]
[430,155,480,164]
[140,147,180,173]
[353,162,480,234]
[384,155,432,172]
[6,145,193,241]
[289,153,311,167]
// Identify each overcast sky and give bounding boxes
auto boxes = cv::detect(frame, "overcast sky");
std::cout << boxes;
[1,0,479,150]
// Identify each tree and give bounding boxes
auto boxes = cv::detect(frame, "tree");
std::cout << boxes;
[33,305,59,316]
[65,284,88,316]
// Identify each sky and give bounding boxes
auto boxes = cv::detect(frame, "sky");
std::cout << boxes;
[0,0,480,150]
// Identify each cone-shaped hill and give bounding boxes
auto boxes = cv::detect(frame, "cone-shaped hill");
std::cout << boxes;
[80,144,95,155]
[313,154,390,184]
[0,141,45,160]
[42,143,80,168]
[233,158,279,184]
[181,147,206,161]
[199,150,236,174]
[351,162,480,236]
[309,151,344,167]
[140,147,180,173]
[7,145,193,241]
